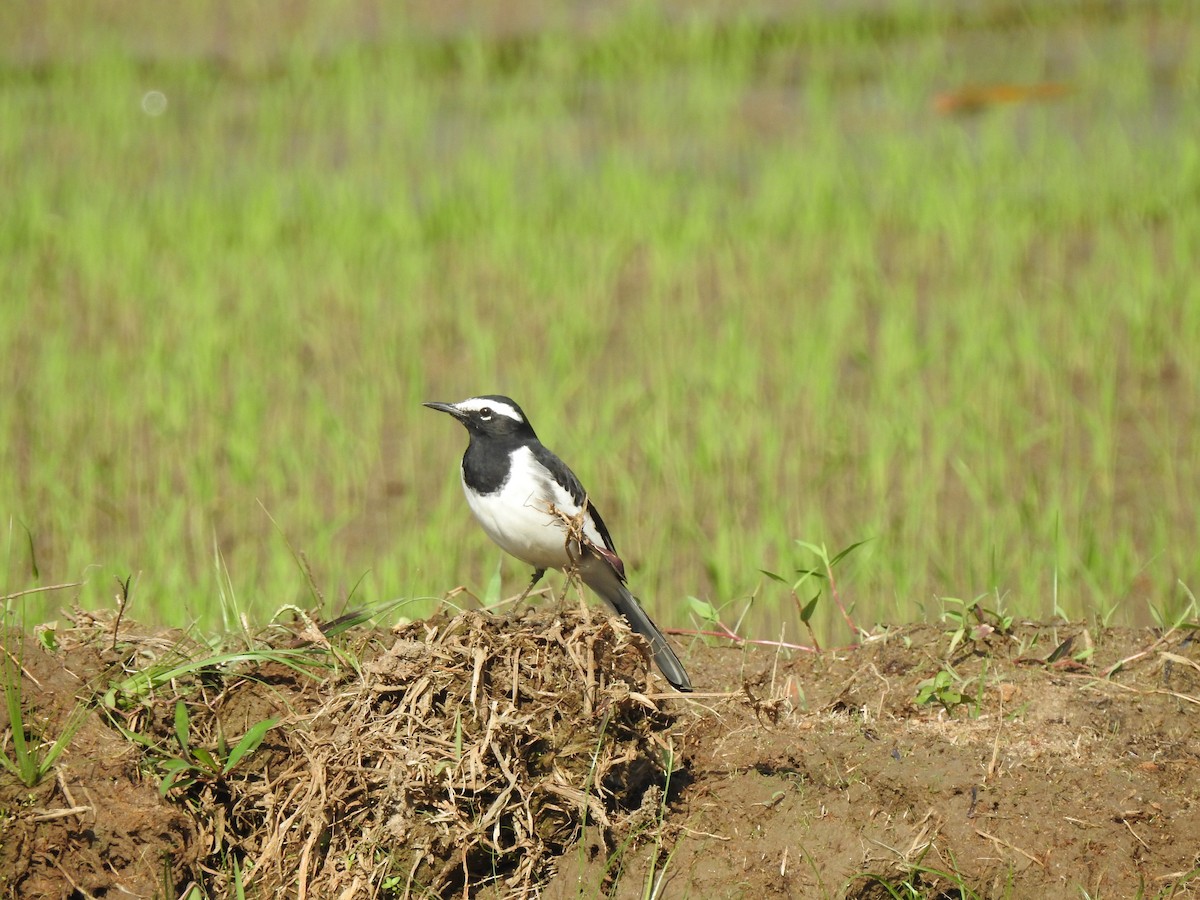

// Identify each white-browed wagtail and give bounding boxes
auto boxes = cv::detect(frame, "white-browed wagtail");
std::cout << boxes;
[424,395,693,692]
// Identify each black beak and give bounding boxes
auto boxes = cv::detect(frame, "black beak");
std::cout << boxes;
[423,401,464,420]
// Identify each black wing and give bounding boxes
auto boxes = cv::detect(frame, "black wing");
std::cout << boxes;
[530,442,620,556]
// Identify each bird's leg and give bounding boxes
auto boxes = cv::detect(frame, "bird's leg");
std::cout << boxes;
[515,568,546,605]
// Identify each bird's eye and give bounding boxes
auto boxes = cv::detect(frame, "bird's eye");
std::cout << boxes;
[479,407,492,420]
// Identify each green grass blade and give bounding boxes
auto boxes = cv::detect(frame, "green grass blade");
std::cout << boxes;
[222,717,278,774]
[174,700,191,753]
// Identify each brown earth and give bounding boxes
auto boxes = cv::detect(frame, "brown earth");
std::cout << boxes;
[2,609,1198,899]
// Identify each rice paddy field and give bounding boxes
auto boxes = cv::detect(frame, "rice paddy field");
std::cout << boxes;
[3,0,1199,641]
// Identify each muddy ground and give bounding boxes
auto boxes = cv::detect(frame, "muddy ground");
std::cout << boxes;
[2,608,1198,899]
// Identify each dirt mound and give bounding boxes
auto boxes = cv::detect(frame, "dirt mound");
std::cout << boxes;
[3,612,1200,898]
[233,610,679,896]
[2,607,683,898]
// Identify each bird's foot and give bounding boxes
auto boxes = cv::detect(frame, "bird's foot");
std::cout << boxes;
[514,568,546,605]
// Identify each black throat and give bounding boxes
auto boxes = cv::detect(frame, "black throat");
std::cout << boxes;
[461,435,523,495]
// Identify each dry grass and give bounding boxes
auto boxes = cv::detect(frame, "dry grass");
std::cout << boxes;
[196,608,683,897]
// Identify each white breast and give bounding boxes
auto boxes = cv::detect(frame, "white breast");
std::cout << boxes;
[461,445,606,571]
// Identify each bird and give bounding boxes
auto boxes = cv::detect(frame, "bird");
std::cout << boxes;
[423,394,693,692]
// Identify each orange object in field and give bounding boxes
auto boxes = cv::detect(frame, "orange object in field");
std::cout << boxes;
[933,82,1071,115]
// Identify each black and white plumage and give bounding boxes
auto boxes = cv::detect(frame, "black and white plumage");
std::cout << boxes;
[423,395,693,692]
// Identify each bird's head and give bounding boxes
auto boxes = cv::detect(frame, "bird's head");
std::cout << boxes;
[422,395,535,439]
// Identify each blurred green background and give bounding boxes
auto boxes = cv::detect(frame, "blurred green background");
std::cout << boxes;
[2,1,1197,641]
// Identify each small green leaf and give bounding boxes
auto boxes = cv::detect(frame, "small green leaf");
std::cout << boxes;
[115,725,156,748]
[793,539,824,558]
[158,758,197,796]
[174,701,190,752]
[160,769,197,797]
[223,717,278,773]
[799,594,820,624]
[232,856,246,900]
[686,596,718,623]
[159,758,193,775]
[20,518,39,580]
[192,747,219,772]
[1046,636,1075,663]
[828,539,871,568]
[35,627,58,652]
[759,569,787,583]
[947,629,964,657]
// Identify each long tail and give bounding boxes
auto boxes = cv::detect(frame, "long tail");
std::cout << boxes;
[581,559,693,692]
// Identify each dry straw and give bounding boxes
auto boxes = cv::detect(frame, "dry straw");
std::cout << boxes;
[228,608,683,897]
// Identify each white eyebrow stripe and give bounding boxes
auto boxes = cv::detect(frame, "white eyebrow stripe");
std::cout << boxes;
[456,397,524,422]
